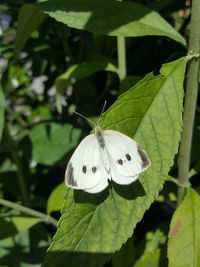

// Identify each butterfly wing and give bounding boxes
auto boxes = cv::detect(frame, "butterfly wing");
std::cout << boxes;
[109,159,139,185]
[65,134,101,190]
[104,130,150,184]
[84,156,109,193]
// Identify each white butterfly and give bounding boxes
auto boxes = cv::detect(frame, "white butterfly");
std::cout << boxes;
[65,124,151,194]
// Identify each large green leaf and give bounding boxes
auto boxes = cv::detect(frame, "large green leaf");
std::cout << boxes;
[29,123,81,165]
[168,189,200,267]
[14,4,47,58]
[0,87,5,141]
[36,0,186,46]
[43,57,187,266]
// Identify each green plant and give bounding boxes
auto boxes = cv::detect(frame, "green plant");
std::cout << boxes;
[0,0,199,266]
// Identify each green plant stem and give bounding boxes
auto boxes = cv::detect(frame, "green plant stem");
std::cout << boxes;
[5,125,30,206]
[117,36,126,80]
[177,0,200,205]
[0,198,58,227]
[117,0,126,81]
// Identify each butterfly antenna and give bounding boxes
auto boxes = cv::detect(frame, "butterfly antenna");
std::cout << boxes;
[97,100,107,125]
[73,111,96,127]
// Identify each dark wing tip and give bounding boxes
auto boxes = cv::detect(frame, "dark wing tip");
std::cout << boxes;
[137,145,150,169]
[67,162,78,187]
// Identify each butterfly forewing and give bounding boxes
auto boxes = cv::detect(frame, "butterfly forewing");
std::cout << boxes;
[65,134,100,190]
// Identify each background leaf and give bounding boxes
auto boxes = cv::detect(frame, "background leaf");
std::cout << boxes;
[47,183,66,214]
[36,0,186,45]
[56,61,117,113]
[29,123,81,165]
[14,4,47,58]
[133,250,160,267]
[168,189,200,267]
[133,229,166,267]
[0,224,50,267]
[0,216,41,240]
[43,57,187,266]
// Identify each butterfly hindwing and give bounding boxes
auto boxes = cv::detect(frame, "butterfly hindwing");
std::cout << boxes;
[109,157,139,185]
[85,156,109,193]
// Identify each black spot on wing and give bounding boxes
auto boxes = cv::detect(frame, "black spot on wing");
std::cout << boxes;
[137,145,150,169]
[67,162,77,186]
[117,159,123,165]
[92,166,97,173]
[82,165,87,174]
[82,166,98,174]
[126,154,131,161]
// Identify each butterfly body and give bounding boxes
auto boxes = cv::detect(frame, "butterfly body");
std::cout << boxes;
[65,126,150,193]
[95,126,112,178]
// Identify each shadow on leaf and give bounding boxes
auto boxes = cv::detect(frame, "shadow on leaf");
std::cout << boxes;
[73,180,146,204]
[74,187,109,204]
[112,180,146,200]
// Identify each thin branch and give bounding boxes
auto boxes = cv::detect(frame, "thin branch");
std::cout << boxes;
[0,198,58,227]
